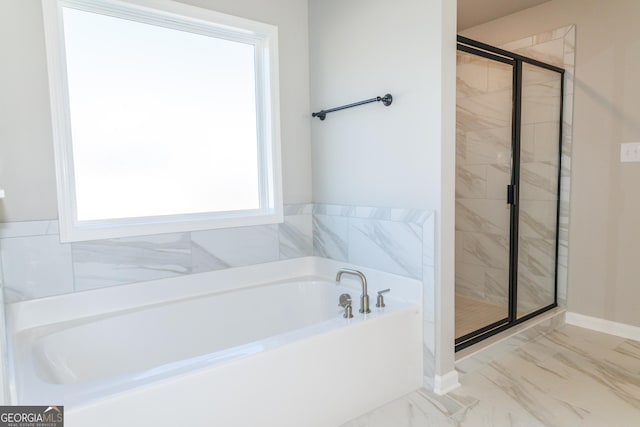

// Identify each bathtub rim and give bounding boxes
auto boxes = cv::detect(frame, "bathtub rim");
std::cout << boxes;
[7,256,421,333]
[6,256,423,407]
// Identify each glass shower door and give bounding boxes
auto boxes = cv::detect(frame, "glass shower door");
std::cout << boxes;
[455,50,514,341]
[455,36,564,351]
[517,63,563,318]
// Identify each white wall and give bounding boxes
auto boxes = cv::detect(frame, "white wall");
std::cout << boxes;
[309,0,445,210]
[308,0,458,385]
[461,0,640,327]
[0,0,312,222]
[0,1,58,222]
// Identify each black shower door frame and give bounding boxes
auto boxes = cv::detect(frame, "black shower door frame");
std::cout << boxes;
[455,36,565,351]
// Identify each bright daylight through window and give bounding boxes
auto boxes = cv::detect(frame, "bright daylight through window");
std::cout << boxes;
[42,0,282,241]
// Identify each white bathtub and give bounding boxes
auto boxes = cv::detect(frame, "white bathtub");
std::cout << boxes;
[7,257,422,427]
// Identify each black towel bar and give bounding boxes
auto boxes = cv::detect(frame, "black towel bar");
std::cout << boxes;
[312,94,393,120]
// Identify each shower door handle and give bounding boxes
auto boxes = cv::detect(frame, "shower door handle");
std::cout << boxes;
[507,184,517,205]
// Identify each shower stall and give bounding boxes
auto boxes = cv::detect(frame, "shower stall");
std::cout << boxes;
[455,36,564,350]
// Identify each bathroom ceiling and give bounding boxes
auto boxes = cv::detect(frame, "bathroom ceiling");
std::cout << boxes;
[458,0,552,30]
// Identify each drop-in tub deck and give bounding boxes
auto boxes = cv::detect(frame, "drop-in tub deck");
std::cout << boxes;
[7,257,423,427]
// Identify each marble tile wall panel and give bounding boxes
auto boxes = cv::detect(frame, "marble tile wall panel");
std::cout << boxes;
[348,218,422,278]
[456,47,513,311]
[461,231,510,270]
[487,60,512,92]
[1,235,74,302]
[514,33,567,313]
[0,204,315,300]
[191,225,280,272]
[454,262,485,302]
[518,200,558,239]
[558,26,575,307]
[313,204,354,217]
[461,127,512,166]
[518,65,561,313]
[507,25,574,310]
[518,240,556,283]
[456,25,573,336]
[455,263,509,307]
[280,203,314,260]
[456,53,489,98]
[519,161,559,201]
[520,124,536,162]
[312,204,430,280]
[1,203,426,301]
[283,203,313,216]
[521,93,561,127]
[456,199,510,236]
[455,164,487,198]
[517,268,555,315]
[485,164,511,200]
[73,233,192,291]
[422,214,435,270]
[312,214,349,262]
[517,237,556,315]
[422,214,436,382]
[278,214,313,260]
[388,208,432,225]
[532,121,561,163]
[456,91,513,132]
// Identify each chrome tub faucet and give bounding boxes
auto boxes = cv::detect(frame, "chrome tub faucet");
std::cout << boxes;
[336,269,370,314]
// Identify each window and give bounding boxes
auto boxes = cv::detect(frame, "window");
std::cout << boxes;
[42,0,282,242]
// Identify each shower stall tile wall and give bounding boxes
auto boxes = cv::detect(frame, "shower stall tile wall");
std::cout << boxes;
[455,26,575,321]
[456,50,513,311]
[455,26,575,349]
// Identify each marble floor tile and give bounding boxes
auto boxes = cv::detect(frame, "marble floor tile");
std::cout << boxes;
[343,325,640,427]
[340,389,460,427]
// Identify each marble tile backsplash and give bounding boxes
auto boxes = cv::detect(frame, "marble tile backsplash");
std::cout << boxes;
[0,204,314,303]
[312,204,432,280]
[0,203,434,304]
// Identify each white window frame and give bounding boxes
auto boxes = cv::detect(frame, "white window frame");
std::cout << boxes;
[42,0,282,242]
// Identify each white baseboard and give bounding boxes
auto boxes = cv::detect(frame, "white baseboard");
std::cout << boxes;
[431,370,460,395]
[566,312,640,341]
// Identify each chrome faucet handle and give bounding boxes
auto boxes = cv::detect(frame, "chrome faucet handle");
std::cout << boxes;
[376,289,391,308]
[338,293,352,308]
[338,293,354,318]
[343,303,353,319]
